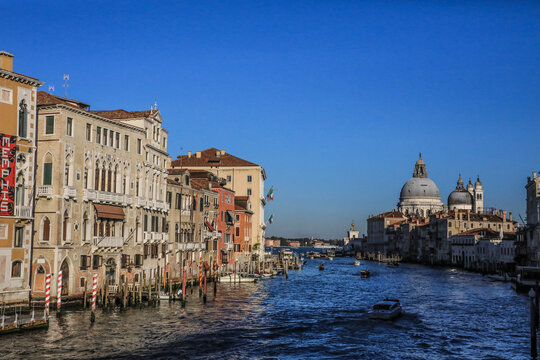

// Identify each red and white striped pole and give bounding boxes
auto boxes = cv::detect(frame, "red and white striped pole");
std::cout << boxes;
[91,273,97,323]
[182,269,186,306]
[57,271,63,311]
[44,274,51,316]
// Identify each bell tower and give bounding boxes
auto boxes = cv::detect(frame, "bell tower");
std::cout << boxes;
[473,177,484,213]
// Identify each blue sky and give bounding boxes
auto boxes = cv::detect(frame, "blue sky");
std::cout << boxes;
[4,1,540,238]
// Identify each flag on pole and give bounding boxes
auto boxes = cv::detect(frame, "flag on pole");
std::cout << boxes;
[269,214,274,224]
[266,187,274,201]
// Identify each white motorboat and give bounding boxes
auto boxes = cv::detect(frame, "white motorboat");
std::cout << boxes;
[354,260,361,266]
[368,299,402,320]
[328,256,334,261]
[227,274,258,283]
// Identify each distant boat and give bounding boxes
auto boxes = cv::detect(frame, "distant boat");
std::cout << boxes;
[319,262,325,271]
[368,298,402,320]
[328,256,334,261]
[360,269,370,278]
[354,260,361,266]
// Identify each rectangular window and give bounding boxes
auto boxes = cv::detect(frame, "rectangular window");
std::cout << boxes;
[124,135,129,151]
[96,127,101,144]
[235,227,240,237]
[45,116,55,134]
[247,175,252,182]
[66,117,73,136]
[43,162,53,185]
[109,131,114,147]
[227,175,231,182]
[86,124,92,141]
[103,129,108,145]
[167,191,172,205]
[0,88,12,104]
[247,188,252,196]
[176,193,181,209]
[144,215,148,232]
[115,132,120,148]
[14,227,23,247]
[137,139,142,154]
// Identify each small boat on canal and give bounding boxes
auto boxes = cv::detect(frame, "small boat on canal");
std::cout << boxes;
[354,260,361,266]
[319,262,325,271]
[360,269,370,278]
[368,298,402,320]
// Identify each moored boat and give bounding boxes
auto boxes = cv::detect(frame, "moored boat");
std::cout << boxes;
[319,262,325,271]
[368,298,402,320]
[354,260,361,266]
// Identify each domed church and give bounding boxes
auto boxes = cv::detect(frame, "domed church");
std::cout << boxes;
[447,174,484,212]
[398,153,444,216]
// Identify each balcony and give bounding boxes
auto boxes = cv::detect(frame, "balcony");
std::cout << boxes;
[37,185,52,198]
[162,233,169,241]
[181,209,191,217]
[84,189,133,207]
[144,232,152,242]
[64,186,77,198]
[15,205,32,219]
[93,236,124,248]
[226,243,234,251]
[137,197,147,207]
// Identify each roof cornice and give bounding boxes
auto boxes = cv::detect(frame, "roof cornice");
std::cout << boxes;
[38,104,146,133]
[0,69,43,87]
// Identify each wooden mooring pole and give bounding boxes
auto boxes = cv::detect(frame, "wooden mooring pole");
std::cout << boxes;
[530,288,538,360]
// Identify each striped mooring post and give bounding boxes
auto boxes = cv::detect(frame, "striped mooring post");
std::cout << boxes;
[213,260,217,294]
[57,271,63,312]
[44,274,51,316]
[199,259,203,297]
[91,273,97,323]
[182,270,186,307]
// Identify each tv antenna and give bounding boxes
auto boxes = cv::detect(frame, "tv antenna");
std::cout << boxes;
[63,74,70,97]
[48,85,55,94]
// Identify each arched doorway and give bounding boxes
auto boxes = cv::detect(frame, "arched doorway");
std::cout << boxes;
[106,258,116,285]
[60,260,69,296]
[34,265,46,292]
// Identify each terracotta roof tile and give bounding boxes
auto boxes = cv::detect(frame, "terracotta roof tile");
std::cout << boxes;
[171,148,259,168]
[90,109,158,119]
[37,91,89,110]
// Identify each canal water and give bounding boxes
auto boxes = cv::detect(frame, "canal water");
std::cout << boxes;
[3,257,531,359]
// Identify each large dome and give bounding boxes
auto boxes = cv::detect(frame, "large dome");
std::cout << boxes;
[400,177,441,201]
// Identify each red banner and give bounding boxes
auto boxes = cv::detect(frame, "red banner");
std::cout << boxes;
[0,133,16,216]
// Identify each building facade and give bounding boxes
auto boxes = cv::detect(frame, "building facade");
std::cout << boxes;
[170,148,266,256]
[0,51,43,305]
[33,92,169,300]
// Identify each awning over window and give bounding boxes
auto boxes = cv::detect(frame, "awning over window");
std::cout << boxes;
[205,221,215,232]
[225,210,235,225]
[94,204,125,220]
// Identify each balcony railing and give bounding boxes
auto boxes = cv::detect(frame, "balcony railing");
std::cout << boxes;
[37,185,52,198]
[162,233,169,241]
[15,205,32,219]
[93,236,124,248]
[144,232,152,241]
[64,186,77,198]
[137,197,147,207]
[84,189,133,206]
[226,243,234,251]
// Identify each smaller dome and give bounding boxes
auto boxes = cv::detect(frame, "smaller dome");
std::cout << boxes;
[448,189,473,207]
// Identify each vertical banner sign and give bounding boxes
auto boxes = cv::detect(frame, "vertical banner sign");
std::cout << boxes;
[0,134,16,216]
[44,274,51,315]
[57,271,63,310]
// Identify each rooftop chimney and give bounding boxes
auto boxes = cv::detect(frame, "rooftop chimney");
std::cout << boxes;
[0,51,14,72]
[509,212,513,221]
[188,151,192,158]
[196,151,201,158]
[221,149,226,155]
[502,210,507,222]
[534,172,537,179]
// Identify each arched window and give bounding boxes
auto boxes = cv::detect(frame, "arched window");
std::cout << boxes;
[64,154,71,186]
[82,212,88,242]
[15,172,25,206]
[63,210,69,243]
[107,168,112,192]
[113,164,118,193]
[43,153,53,186]
[18,99,27,138]
[42,217,50,242]
[11,260,22,278]
[95,161,100,190]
